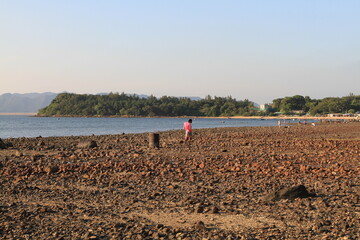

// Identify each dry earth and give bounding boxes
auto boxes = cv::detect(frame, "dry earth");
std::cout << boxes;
[0,122,359,239]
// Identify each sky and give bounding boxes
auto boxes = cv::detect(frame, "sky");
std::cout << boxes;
[1,1,359,104]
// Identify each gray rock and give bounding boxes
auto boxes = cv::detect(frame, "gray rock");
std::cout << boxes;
[264,185,312,201]
[78,140,97,149]
[0,138,7,149]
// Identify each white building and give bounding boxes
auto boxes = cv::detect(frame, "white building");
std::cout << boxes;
[259,104,270,111]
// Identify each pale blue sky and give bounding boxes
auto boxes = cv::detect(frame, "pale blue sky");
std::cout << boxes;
[1,1,359,104]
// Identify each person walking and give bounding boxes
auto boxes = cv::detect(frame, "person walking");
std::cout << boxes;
[183,119,193,143]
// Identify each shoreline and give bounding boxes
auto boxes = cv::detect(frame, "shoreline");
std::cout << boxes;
[1,120,358,140]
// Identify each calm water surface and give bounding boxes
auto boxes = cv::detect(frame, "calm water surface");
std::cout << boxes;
[0,115,306,138]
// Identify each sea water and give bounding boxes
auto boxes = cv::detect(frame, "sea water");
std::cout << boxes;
[0,115,307,138]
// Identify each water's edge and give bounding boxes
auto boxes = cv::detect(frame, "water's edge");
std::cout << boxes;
[0,115,317,139]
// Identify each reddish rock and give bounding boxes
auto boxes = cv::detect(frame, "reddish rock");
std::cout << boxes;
[45,165,59,174]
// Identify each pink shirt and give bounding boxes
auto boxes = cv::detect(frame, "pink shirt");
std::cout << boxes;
[183,122,192,132]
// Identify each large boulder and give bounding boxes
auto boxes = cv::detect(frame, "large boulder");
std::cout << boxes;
[78,140,97,149]
[0,138,7,149]
[263,185,312,201]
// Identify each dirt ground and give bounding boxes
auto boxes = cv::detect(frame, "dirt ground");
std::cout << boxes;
[0,122,359,239]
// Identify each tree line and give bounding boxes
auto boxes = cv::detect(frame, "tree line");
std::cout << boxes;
[38,93,360,117]
[38,93,255,117]
[269,94,360,115]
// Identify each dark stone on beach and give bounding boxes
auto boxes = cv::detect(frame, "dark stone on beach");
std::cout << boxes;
[78,140,97,149]
[32,154,43,161]
[264,185,312,201]
[194,221,207,230]
[45,165,59,174]
[210,206,219,214]
[195,204,204,213]
[0,138,7,149]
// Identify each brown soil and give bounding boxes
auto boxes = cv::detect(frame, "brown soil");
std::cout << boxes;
[0,122,359,239]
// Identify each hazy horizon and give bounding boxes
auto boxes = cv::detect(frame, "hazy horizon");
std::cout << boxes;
[1,1,359,104]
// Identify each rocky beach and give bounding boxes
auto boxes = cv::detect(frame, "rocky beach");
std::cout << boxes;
[0,122,359,239]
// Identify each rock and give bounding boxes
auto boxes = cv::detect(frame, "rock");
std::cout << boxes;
[78,140,97,149]
[195,204,204,213]
[263,185,312,201]
[31,154,43,161]
[38,207,48,213]
[0,138,7,149]
[15,150,22,157]
[210,206,219,214]
[45,165,59,174]
[194,221,207,231]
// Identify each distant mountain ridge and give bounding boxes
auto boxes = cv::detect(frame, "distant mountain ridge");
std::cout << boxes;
[0,92,58,113]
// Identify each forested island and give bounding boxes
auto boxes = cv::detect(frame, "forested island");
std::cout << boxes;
[38,93,254,117]
[37,92,360,117]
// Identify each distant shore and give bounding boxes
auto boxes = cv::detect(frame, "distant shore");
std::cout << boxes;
[226,115,359,120]
[0,113,36,116]
[1,112,358,120]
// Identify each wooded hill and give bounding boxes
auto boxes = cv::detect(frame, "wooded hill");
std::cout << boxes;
[38,93,255,117]
[38,93,360,117]
[271,94,360,115]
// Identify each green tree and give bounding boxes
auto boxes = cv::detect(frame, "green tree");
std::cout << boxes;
[271,98,283,112]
